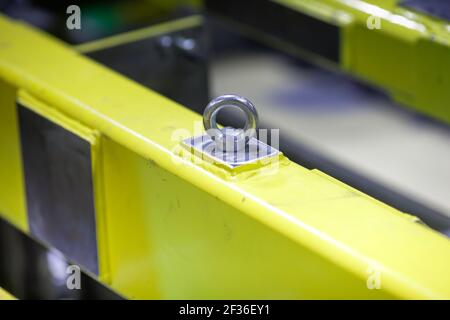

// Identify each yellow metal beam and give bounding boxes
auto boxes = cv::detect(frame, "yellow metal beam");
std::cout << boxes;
[74,15,202,53]
[0,287,16,300]
[0,14,449,299]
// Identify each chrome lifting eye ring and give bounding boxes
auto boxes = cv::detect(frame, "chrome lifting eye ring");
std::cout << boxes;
[203,94,259,151]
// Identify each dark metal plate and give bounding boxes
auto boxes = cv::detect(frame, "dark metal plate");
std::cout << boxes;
[206,0,340,63]
[400,0,450,21]
[85,24,209,113]
[18,104,99,275]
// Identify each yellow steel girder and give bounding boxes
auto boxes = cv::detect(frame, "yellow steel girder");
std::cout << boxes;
[0,14,449,299]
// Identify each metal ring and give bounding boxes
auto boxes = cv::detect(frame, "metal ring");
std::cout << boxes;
[203,95,258,151]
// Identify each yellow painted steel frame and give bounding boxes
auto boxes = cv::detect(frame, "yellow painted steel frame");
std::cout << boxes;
[0,15,449,299]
